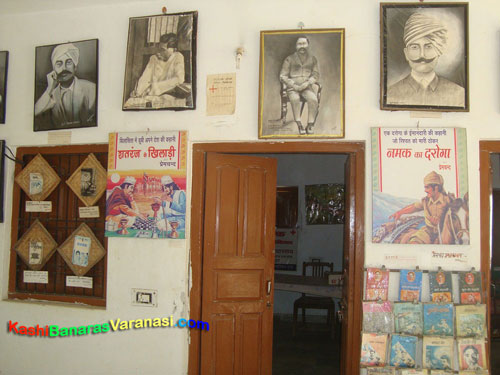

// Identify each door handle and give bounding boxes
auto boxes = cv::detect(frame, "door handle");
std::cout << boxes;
[267,280,272,295]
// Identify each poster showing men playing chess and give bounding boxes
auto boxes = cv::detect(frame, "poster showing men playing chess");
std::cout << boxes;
[106,130,187,239]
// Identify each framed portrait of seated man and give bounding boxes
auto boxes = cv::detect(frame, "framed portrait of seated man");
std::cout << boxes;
[122,11,198,111]
[380,3,469,112]
[34,39,98,131]
[258,29,345,139]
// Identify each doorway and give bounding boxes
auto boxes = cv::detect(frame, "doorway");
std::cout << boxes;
[188,141,365,375]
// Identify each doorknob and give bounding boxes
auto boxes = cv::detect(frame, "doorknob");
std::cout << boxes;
[267,280,272,295]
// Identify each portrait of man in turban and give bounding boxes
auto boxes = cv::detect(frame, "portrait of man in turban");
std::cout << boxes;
[34,39,98,131]
[381,4,468,111]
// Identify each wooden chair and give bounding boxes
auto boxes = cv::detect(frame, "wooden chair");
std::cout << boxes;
[280,83,322,124]
[292,261,335,337]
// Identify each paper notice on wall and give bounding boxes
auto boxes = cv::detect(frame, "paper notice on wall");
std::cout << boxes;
[274,228,298,271]
[23,270,48,284]
[206,73,236,116]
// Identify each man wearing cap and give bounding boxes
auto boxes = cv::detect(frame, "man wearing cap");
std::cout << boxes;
[387,12,465,107]
[389,171,453,244]
[125,33,186,108]
[280,36,320,135]
[35,43,96,129]
[106,176,146,220]
[153,175,186,233]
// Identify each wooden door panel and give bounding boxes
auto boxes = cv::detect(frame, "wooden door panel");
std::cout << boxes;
[201,152,277,375]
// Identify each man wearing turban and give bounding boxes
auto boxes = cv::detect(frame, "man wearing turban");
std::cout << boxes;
[389,171,453,244]
[387,12,465,107]
[34,43,96,130]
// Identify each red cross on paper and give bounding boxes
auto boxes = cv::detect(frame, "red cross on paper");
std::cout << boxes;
[209,85,217,94]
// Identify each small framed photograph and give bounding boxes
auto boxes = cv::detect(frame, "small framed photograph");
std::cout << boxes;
[34,39,98,131]
[380,3,469,112]
[0,51,8,124]
[122,11,198,111]
[258,29,345,139]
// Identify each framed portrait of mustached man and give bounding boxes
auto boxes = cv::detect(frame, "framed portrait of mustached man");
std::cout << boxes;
[380,3,469,112]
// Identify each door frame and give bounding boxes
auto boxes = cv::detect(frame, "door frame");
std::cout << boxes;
[188,141,365,375]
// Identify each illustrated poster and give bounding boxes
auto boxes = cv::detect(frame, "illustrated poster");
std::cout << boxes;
[274,228,298,271]
[106,131,187,239]
[372,128,469,249]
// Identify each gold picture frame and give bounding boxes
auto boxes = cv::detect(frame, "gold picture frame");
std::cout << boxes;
[66,153,107,207]
[14,154,60,201]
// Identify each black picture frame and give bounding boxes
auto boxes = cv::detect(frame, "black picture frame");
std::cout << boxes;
[0,51,9,124]
[0,140,5,223]
[380,3,469,112]
[34,39,98,131]
[122,11,198,111]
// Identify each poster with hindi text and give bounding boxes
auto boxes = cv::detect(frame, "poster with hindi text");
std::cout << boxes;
[106,131,187,239]
[372,127,469,250]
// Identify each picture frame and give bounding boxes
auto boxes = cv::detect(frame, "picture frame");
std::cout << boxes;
[66,153,107,207]
[380,3,469,112]
[0,51,8,124]
[258,29,345,139]
[305,183,345,225]
[34,39,98,131]
[14,153,61,201]
[122,11,198,111]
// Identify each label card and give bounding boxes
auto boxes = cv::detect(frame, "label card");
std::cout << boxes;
[66,276,93,289]
[23,270,48,284]
[26,201,52,212]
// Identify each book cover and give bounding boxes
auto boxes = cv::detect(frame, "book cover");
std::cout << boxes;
[400,370,429,375]
[429,271,453,303]
[457,338,487,371]
[366,268,390,301]
[367,367,396,375]
[455,304,487,338]
[360,333,388,367]
[458,271,482,304]
[429,371,454,375]
[423,303,454,336]
[393,302,423,336]
[363,301,394,333]
[389,334,417,368]
[458,371,489,375]
[423,336,454,371]
[399,270,423,302]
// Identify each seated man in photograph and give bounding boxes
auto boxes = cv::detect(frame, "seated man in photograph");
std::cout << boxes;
[387,12,465,107]
[34,43,96,129]
[124,33,189,109]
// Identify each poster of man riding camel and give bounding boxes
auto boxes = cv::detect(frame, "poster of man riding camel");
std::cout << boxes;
[372,127,469,245]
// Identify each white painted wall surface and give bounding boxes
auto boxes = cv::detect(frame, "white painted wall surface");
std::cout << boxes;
[0,0,498,374]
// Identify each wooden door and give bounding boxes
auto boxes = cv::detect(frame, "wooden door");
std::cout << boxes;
[200,152,277,375]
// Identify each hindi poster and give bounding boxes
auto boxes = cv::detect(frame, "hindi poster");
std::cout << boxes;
[274,228,298,271]
[372,127,469,248]
[106,131,187,239]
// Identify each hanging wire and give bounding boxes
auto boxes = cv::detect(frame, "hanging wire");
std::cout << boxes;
[3,145,24,165]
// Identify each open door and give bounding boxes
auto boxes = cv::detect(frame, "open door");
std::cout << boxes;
[200,152,277,374]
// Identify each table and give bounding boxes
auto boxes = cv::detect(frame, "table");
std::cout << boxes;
[274,273,342,298]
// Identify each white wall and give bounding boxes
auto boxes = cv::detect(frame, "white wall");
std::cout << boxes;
[0,0,499,374]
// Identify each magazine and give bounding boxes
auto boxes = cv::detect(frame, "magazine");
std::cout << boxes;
[457,338,487,371]
[429,271,453,303]
[393,302,423,336]
[458,271,482,304]
[423,303,454,336]
[366,268,390,301]
[399,270,423,302]
[400,370,428,375]
[423,336,454,371]
[360,333,388,367]
[458,371,488,375]
[429,371,454,375]
[366,367,396,375]
[455,304,487,338]
[388,334,417,368]
[363,301,394,333]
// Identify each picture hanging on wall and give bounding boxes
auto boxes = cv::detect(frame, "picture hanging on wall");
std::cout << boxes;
[34,39,98,131]
[258,29,345,139]
[380,3,469,112]
[122,11,198,111]
[305,183,345,225]
[0,51,8,124]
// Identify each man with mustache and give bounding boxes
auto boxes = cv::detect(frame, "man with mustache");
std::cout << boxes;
[34,43,96,129]
[280,36,320,135]
[387,12,465,107]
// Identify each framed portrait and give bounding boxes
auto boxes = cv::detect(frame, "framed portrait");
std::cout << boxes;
[380,3,469,112]
[0,52,8,124]
[122,11,198,111]
[34,39,98,131]
[258,29,345,139]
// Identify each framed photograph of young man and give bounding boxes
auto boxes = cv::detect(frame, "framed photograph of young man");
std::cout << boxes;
[34,39,98,131]
[258,29,345,139]
[380,3,469,112]
[0,52,8,124]
[122,11,198,111]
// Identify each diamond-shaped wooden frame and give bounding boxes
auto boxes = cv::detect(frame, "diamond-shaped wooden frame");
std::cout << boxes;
[66,153,107,207]
[13,219,58,271]
[57,223,106,276]
[14,154,61,201]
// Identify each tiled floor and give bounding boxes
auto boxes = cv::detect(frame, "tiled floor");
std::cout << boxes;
[272,315,340,375]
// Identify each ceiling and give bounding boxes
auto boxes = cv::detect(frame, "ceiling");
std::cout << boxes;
[0,0,143,15]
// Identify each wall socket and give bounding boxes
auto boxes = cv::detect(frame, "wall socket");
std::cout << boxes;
[131,288,158,307]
